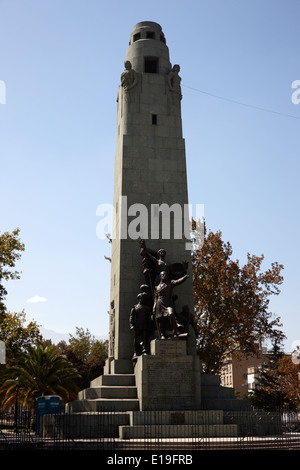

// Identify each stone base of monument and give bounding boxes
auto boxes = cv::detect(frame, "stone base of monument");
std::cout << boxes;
[41,336,279,439]
[65,340,247,415]
[118,409,238,439]
[50,336,258,440]
[104,357,133,374]
[134,338,202,410]
[40,408,240,439]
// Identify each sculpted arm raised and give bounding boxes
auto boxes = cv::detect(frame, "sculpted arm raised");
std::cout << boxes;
[171,274,189,287]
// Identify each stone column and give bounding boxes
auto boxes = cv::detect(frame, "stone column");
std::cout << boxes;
[106,22,194,374]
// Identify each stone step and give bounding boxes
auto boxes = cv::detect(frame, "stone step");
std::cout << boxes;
[129,410,224,426]
[66,398,140,412]
[41,412,131,439]
[78,386,137,400]
[119,424,239,439]
[90,374,136,387]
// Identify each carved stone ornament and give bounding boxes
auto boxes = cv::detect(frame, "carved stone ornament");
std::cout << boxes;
[121,60,137,92]
[167,64,182,99]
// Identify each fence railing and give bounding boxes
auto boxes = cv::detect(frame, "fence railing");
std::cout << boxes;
[1,406,300,450]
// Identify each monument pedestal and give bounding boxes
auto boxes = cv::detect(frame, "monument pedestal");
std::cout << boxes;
[44,337,246,439]
[104,357,133,375]
[134,338,201,410]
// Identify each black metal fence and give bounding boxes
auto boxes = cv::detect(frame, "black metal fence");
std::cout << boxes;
[1,406,300,450]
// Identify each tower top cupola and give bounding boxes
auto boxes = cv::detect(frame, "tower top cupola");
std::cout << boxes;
[126,21,171,75]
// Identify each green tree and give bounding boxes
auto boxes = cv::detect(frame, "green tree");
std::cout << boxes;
[65,349,105,390]
[89,339,108,363]
[0,345,81,410]
[192,220,285,374]
[66,327,108,389]
[247,339,287,410]
[0,310,42,364]
[0,228,25,313]
[271,351,300,409]
[68,327,108,362]
[68,327,92,361]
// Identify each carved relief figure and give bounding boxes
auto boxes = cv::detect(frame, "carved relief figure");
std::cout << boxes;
[109,304,115,357]
[139,239,188,289]
[175,304,198,336]
[138,240,190,340]
[139,239,158,290]
[153,271,189,339]
[167,64,182,99]
[129,292,152,358]
[144,246,170,286]
[139,283,153,309]
[121,60,137,92]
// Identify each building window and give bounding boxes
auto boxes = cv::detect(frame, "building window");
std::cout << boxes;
[152,114,157,125]
[133,33,141,42]
[144,56,158,73]
[146,31,155,39]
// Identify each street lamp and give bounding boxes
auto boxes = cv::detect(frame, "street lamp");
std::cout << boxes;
[14,377,19,433]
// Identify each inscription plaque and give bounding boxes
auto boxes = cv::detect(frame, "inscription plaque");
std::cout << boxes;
[147,361,193,396]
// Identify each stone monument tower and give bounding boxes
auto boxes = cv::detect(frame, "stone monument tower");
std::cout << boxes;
[49,22,253,437]
[107,21,195,376]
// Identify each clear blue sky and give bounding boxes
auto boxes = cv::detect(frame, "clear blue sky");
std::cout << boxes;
[0,0,299,351]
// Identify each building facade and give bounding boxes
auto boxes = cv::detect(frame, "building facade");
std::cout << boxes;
[220,350,267,395]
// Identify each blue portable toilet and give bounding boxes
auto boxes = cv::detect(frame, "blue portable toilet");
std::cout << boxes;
[36,395,62,434]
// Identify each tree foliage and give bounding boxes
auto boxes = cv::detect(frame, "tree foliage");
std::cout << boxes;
[66,327,108,388]
[0,310,42,364]
[68,327,108,362]
[247,339,287,410]
[65,349,105,390]
[0,345,81,410]
[0,228,108,404]
[268,348,300,409]
[0,228,25,313]
[191,220,285,374]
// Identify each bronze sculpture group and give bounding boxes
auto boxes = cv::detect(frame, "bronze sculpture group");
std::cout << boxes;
[129,240,198,359]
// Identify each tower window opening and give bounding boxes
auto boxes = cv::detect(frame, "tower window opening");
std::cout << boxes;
[152,114,157,125]
[160,34,166,44]
[144,56,158,73]
[133,33,141,42]
[146,31,155,39]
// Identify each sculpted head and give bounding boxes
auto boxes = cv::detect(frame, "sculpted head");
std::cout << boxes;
[124,60,132,70]
[158,249,166,260]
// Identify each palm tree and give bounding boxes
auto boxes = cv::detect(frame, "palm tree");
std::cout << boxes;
[0,344,81,410]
